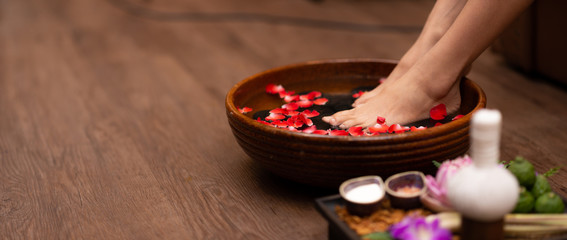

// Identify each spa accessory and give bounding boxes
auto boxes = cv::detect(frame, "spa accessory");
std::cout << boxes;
[447,109,519,240]
[339,175,385,217]
[385,171,427,209]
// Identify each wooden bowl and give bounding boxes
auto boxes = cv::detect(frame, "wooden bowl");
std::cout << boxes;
[225,58,486,188]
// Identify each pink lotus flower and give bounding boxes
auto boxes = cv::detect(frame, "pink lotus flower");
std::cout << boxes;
[425,155,472,208]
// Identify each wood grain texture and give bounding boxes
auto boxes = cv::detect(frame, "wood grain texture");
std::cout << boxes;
[0,0,565,239]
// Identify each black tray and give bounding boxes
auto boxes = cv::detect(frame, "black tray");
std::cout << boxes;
[315,194,567,240]
[315,194,360,240]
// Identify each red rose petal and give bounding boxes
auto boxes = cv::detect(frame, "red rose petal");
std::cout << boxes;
[376,116,386,125]
[286,110,300,116]
[238,107,252,114]
[284,95,300,102]
[301,109,320,118]
[348,126,365,136]
[282,102,299,111]
[368,124,389,134]
[299,91,322,100]
[352,91,365,98]
[269,108,288,115]
[296,100,313,108]
[286,115,307,128]
[287,127,299,132]
[302,125,317,134]
[430,104,447,120]
[388,124,410,134]
[298,113,313,126]
[313,98,328,105]
[266,83,285,94]
[308,91,322,99]
[256,118,272,125]
[299,94,311,101]
[305,118,314,127]
[410,126,427,131]
[272,120,289,128]
[311,130,329,135]
[329,129,349,136]
[286,115,297,126]
[278,90,295,99]
[287,119,303,128]
[265,113,286,121]
[452,115,464,121]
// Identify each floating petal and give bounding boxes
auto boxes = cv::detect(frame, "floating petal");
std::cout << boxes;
[430,104,447,120]
[368,124,389,134]
[348,126,365,136]
[238,107,252,114]
[266,83,285,94]
[296,100,313,108]
[302,110,320,118]
[313,98,328,105]
[329,129,349,136]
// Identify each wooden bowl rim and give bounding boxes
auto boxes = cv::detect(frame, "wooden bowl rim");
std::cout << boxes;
[226,58,486,143]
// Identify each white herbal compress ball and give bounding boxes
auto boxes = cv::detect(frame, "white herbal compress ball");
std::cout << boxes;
[447,109,519,221]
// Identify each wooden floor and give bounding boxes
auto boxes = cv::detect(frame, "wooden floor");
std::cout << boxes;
[1,0,566,239]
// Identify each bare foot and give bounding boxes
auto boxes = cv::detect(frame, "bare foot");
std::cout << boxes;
[352,63,470,109]
[354,3,470,109]
[354,36,438,107]
[352,61,412,107]
[352,68,403,108]
[322,75,462,128]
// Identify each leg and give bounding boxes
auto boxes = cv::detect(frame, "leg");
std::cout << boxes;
[353,0,468,107]
[324,0,534,128]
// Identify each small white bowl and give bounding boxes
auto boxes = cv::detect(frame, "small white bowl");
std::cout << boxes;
[339,175,386,216]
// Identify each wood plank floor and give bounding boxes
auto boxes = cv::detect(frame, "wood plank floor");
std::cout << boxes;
[1,0,565,239]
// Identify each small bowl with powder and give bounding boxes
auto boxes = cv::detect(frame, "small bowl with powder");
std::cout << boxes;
[384,171,427,210]
[339,175,386,216]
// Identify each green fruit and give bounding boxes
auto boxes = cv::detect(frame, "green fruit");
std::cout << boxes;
[362,232,394,240]
[507,156,536,188]
[534,192,565,214]
[513,187,535,213]
[531,175,552,198]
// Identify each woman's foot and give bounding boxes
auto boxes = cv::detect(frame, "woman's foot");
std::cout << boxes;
[354,32,443,107]
[354,0,469,109]
[322,73,462,128]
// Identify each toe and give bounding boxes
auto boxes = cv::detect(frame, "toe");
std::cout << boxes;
[339,114,372,129]
[339,119,359,129]
[322,116,337,126]
[325,109,354,127]
[352,99,365,107]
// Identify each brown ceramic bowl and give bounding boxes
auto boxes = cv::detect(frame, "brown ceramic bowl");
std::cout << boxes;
[225,58,486,188]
